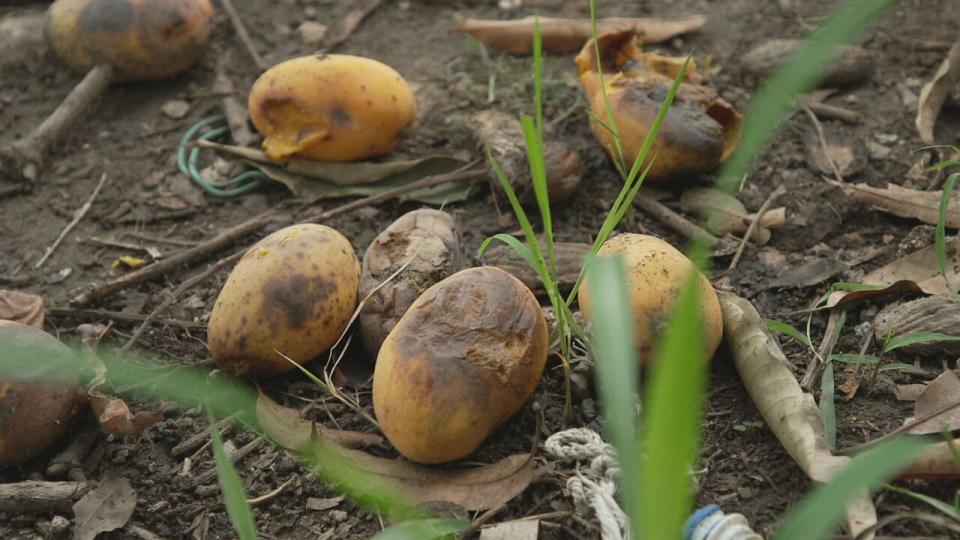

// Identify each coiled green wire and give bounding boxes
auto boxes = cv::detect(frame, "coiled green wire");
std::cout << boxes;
[177,114,266,198]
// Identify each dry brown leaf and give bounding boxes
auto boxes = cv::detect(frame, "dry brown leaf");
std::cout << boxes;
[874,296,960,357]
[255,390,383,450]
[895,383,928,402]
[808,135,867,177]
[323,0,381,50]
[828,179,960,228]
[719,291,877,538]
[908,370,960,435]
[0,289,44,328]
[88,395,164,437]
[72,471,137,540]
[455,15,706,55]
[898,437,960,479]
[916,38,960,145]
[258,392,537,512]
[480,518,539,540]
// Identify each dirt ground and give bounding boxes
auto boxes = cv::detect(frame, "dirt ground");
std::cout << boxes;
[2,0,960,538]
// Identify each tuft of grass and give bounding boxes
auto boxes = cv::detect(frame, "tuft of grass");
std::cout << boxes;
[208,407,258,540]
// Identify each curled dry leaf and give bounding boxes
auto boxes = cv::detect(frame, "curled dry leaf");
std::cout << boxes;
[874,296,960,357]
[828,179,960,228]
[898,436,960,479]
[0,289,44,328]
[916,38,960,145]
[482,241,589,295]
[742,39,874,87]
[807,134,867,178]
[257,392,537,511]
[718,291,877,538]
[255,390,382,450]
[81,334,163,437]
[72,471,137,540]
[455,15,706,55]
[907,370,960,435]
[467,110,582,205]
[575,30,741,182]
[679,188,785,244]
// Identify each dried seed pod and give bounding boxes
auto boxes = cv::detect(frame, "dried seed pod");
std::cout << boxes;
[373,267,548,464]
[875,296,960,357]
[359,209,466,357]
[0,321,81,467]
[574,30,741,183]
[742,39,874,87]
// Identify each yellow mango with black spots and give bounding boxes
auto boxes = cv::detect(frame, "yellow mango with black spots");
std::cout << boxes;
[248,54,417,162]
[208,224,361,379]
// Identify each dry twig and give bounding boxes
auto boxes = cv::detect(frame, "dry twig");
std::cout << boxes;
[36,173,108,268]
[634,193,721,248]
[219,0,267,71]
[727,185,787,273]
[0,481,89,513]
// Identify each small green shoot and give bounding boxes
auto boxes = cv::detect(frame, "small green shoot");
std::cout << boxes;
[767,319,812,347]
[208,408,258,540]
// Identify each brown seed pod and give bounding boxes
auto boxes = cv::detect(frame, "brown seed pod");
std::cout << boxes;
[359,209,466,357]
[208,224,361,379]
[373,267,548,464]
[0,320,81,467]
[45,0,215,82]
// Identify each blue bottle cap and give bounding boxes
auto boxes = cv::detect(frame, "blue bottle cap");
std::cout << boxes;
[682,504,723,540]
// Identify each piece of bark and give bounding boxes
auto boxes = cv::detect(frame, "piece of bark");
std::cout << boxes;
[874,296,960,357]
[0,481,89,513]
[742,39,874,87]
[481,242,589,295]
[829,180,960,228]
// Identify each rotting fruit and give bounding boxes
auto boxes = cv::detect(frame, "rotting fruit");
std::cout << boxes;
[578,234,723,367]
[0,320,81,467]
[45,0,215,82]
[248,54,418,163]
[208,224,361,379]
[373,266,548,464]
[574,29,741,182]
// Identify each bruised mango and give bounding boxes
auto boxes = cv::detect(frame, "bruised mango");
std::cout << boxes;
[0,321,80,466]
[46,0,214,82]
[578,234,723,367]
[248,55,417,162]
[208,224,361,379]
[373,267,547,464]
[574,30,741,182]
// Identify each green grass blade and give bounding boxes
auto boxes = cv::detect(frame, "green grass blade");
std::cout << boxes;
[521,115,555,273]
[774,437,929,540]
[936,172,959,295]
[885,331,960,353]
[820,362,837,450]
[640,246,709,539]
[878,362,928,374]
[767,319,811,346]
[479,233,551,288]
[483,150,547,267]
[207,408,258,540]
[716,0,899,194]
[884,484,960,520]
[532,17,543,142]
[584,254,640,533]
[828,354,880,365]
[371,518,469,540]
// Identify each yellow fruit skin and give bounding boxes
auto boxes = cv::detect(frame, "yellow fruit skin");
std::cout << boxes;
[208,224,361,379]
[373,267,548,464]
[578,234,723,366]
[0,321,80,467]
[46,0,214,82]
[248,54,418,162]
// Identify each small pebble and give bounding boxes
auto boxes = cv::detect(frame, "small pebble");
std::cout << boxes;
[331,510,348,523]
[866,140,890,161]
[161,99,190,119]
[298,21,327,47]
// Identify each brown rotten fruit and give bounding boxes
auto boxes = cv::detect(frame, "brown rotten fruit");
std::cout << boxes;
[574,30,741,182]
[0,320,80,466]
[373,267,548,464]
[578,234,723,367]
[208,224,361,379]
[248,54,417,162]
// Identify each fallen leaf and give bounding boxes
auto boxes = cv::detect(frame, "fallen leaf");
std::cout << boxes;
[111,256,147,269]
[88,395,164,437]
[455,15,706,54]
[479,518,539,540]
[838,372,861,400]
[759,258,849,292]
[874,296,960,357]
[828,180,960,228]
[916,38,960,145]
[198,141,477,204]
[255,390,383,449]
[807,134,867,177]
[719,291,876,538]
[323,0,381,50]
[895,383,927,402]
[908,370,960,435]
[0,290,44,328]
[72,471,137,540]
[258,393,537,512]
[306,495,344,512]
[898,437,960,479]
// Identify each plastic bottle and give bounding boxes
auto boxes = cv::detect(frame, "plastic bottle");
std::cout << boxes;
[682,504,763,540]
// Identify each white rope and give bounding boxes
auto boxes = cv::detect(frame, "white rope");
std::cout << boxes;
[545,428,630,540]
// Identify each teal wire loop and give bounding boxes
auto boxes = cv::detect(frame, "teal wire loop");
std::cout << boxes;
[177,114,266,198]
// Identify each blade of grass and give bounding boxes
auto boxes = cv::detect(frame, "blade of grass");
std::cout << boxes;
[828,354,880,365]
[767,319,812,347]
[773,437,929,540]
[884,332,960,353]
[884,484,960,520]
[639,243,709,539]
[208,408,258,540]
[521,116,554,273]
[820,361,837,450]
[371,518,470,540]
[937,172,959,295]
[584,254,640,534]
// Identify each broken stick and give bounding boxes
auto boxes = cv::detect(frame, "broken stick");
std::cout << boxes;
[0,481,89,513]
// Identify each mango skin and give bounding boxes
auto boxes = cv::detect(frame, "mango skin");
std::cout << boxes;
[0,321,80,467]
[578,234,723,367]
[373,267,548,464]
[46,0,214,82]
[248,54,418,162]
[208,224,361,379]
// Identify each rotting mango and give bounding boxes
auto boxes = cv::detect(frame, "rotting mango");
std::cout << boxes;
[248,54,418,163]
[208,224,361,379]
[373,266,547,464]
[578,234,723,367]
[45,0,215,82]
[574,30,741,182]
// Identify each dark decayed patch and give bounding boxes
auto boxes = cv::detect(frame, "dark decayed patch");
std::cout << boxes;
[261,273,335,330]
[78,0,134,33]
[329,106,352,127]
